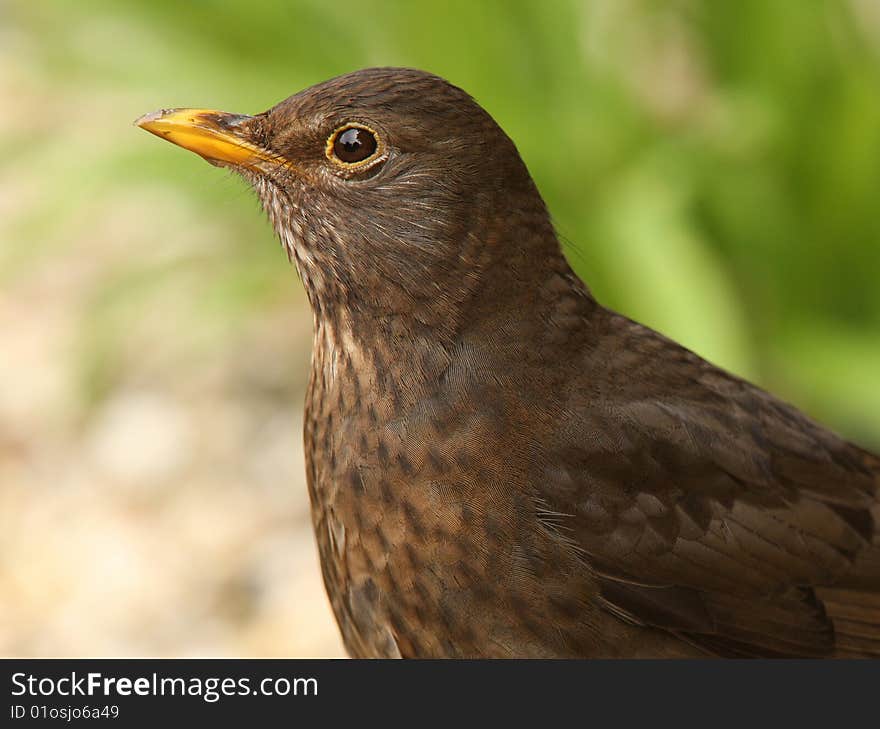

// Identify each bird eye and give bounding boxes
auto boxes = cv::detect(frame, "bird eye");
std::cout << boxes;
[327,124,379,166]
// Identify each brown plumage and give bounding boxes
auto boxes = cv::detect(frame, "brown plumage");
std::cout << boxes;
[137,67,880,658]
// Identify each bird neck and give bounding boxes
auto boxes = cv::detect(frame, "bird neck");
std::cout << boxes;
[306,210,595,422]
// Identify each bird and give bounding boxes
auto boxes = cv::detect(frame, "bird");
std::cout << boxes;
[136,67,880,658]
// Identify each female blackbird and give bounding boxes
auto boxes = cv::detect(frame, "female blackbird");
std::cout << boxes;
[137,68,880,658]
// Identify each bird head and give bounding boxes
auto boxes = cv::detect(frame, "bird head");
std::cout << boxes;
[137,68,556,336]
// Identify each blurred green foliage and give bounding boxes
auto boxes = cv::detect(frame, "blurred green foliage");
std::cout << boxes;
[4,0,880,447]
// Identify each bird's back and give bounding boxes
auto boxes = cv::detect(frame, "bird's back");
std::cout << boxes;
[525,301,880,657]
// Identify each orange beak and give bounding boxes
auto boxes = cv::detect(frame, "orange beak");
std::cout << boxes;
[135,108,275,169]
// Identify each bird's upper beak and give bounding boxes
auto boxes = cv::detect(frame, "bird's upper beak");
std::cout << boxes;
[135,108,274,169]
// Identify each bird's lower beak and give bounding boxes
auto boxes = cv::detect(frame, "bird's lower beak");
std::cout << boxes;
[135,108,273,169]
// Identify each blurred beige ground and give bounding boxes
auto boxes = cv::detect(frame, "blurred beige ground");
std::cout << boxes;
[0,215,347,655]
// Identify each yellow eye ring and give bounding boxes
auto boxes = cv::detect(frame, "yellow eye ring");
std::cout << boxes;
[325,123,383,169]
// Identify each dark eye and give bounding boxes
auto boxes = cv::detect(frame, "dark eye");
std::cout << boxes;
[329,125,378,165]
